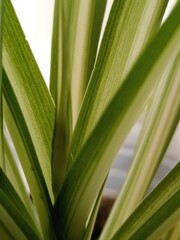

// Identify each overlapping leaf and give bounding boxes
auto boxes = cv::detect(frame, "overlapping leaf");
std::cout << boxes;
[69,0,169,163]
[0,0,4,169]
[50,0,107,196]
[0,168,41,240]
[111,163,180,240]
[55,3,180,239]
[2,0,59,238]
[100,51,180,239]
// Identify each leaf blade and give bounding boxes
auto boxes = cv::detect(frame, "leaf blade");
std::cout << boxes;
[111,163,180,240]
[50,0,72,196]
[0,168,41,240]
[0,208,28,240]
[3,0,55,199]
[0,0,4,170]
[4,127,37,222]
[2,1,62,238]
[55,4,180,239]
[100,50,180,239]
[70,0,107,127]
[50,0,107,196]
[3,77,59,239]
[0,218,16,240]
[70,0,169,162]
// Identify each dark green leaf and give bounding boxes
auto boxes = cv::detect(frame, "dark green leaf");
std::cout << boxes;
[0,168,41,240]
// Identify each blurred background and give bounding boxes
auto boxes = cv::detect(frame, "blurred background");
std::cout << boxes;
[10,0,179,196]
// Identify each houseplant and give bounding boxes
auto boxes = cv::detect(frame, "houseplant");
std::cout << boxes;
[0,0,179,239]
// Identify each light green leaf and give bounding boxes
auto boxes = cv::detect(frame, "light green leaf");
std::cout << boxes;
[111,163,180,240]
[70,0,107,127]
[100,51,180,239]
[50,0,107,196]
[55,4,180,240]
[4,129,37,222]
[0,168,41,240]
[3,0,55,200]
[3,82,59,239]
[82,180,106,240]
[2,1,61,238]
[50,0,72,197]
[0,208,26,240]
[69,0,169,162]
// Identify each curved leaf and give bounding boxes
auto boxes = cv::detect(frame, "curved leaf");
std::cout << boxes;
[111,163,180,240]
[3,0,55,200]
[100,51,180,239]
[4,127,37,221]
[0,219,16,240]
[3,77,59,239]
[69,0,169,163]
[55,4,180,239]
[2,1,60,238]
[0,0,4,169]
[0,168,41,240]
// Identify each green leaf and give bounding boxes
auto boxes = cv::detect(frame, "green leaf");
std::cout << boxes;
[4,129,37,221]
[50,0,72,197]
[0,168,41,240]
[2,1,62,238]
[50,0,107,196]
[70,0,107,127]
[3,0,55,201]
[69,0,169,163]
[3,79,59,239]
[82,180,106,240]
[0,218,16,240]
[0,0,4,170]
[55,3,180,240]
[111,163,180,240]
[100,51,180,239]
[0,209,26,240]
[162,221,180,240]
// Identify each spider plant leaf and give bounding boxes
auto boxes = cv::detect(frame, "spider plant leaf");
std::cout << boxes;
[0,168,41,240]
[51,0,108,116]
[0,210,26,240]
[0,0,4,170]
[111,163,180,240]
[162,221,180,240]
[3,0,55,200]
[70,0,107,127]
[3,79,61,239]
[82,180,106,240]
[0,219,16,240]
[50,0,107,196]
[100,51,180,239]
[69,0,169,163]
[55,4,180,239]
[50,0,72,197]
[2,1,62,238]
[4,129,37,221]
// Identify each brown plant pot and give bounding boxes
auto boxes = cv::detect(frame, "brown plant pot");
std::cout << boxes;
[91,197,115,240]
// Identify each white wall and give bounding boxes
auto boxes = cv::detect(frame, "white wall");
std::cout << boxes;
[11,0,177,84]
